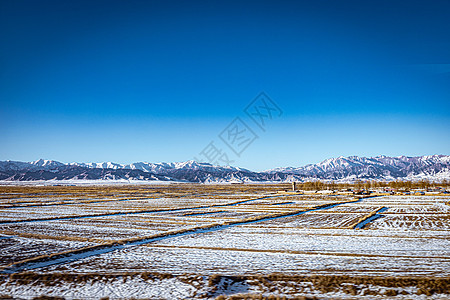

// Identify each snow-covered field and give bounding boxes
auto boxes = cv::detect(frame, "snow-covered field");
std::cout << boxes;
[0,185,449,299]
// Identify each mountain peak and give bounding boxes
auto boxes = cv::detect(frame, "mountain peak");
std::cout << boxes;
[1,155,449,182]
[30,159,64,168]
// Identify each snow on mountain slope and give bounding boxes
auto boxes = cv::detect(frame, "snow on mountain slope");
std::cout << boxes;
[0,159,64,172]
[70,160,247,173]
[0,155,449,182]
[0,160,35,172]
[31,159,65,169]
[268,155,450,181]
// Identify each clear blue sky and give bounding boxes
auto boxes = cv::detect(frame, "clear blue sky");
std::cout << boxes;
[1,0,449,171]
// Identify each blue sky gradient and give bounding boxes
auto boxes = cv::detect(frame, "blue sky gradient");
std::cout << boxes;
[1,0,449,171]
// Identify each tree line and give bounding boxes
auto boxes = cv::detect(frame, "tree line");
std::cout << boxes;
[293,179,449,191]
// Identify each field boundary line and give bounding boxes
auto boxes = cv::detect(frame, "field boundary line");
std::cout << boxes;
[0,197,364,274]
[347,207,388,229]
[0,194,284,224]
[146,244,450,260]
[0,195,163,209]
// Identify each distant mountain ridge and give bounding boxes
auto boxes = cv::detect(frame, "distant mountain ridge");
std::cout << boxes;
[267,155,450,181]
[0,155,449,183]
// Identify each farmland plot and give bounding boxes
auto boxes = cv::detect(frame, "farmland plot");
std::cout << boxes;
[0,235,95,267]
[0,185,448,299]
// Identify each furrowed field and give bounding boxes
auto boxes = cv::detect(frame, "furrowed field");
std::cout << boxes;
[0,184,449,299]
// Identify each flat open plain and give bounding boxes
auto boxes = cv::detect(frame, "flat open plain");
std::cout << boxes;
[0,184,449,299]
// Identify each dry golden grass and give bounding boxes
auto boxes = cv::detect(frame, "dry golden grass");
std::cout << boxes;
[343,207,386,229]
[0,230,95,243]
[1,272,447,297]
[1,185,448,299]
[0,196,263,224]
[145,244,450,260]
[0,184,290,199]
[210,273,450,297]
[1,197,362,273]
[216,295,313,300]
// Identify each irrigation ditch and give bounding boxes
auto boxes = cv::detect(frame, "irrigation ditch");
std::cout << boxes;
[0,194,285,224]
[0,196,372,274]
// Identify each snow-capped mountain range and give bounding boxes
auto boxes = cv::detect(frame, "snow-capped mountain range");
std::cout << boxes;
[0,155,449,183]
[267,155,450,181]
